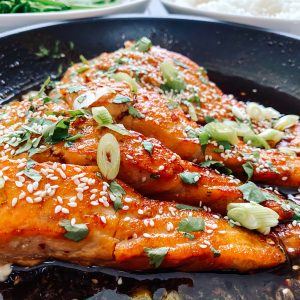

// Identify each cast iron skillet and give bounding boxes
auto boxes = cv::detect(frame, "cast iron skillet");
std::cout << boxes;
[0,17,300,300]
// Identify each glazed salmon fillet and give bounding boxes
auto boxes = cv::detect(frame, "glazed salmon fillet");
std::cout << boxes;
[53,79,300,187]
[0,100,295,221]
[61,39,300,151]
[0,159,286,272]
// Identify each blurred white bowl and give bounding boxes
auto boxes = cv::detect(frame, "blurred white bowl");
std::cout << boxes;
[0,0,149,33]
[161,0,300,36]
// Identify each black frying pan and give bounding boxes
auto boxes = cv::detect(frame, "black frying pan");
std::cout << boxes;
[0,17,299,300]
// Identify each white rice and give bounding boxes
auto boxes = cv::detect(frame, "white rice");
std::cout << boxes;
[173,0,300,19]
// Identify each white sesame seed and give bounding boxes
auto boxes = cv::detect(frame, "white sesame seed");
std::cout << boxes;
[61,207,69,214]
[138,209,144,215]
[12,197,18,207]
[143,233,151,238]
[100,216,107,224]
[15,181,23,188]
[26,197,33,204]
[55,205,62,214]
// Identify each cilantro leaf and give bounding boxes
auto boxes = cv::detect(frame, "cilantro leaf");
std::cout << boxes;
[242,162,254,181]
[67,85,84,93]
[43,119,70,144]
[179,171,200,184]
[210,245,221,257]
[59,220,89,242]
[113,95,132,104]
[178,216,205,233]
[200,160,232,176]
[205,116,216,124]
[109,181,126,211]
[128,105,145,118]
[142,140,153,155]
[24,159,42,182]
[144,247,169,268]
[175,204,201,211]
[238,182,266,204]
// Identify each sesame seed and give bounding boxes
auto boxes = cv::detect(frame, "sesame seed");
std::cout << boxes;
[100,216,107,224]
[12,198,18,207]
[55,205,62,214]
[61,207,69,214]
[143,233,151,238]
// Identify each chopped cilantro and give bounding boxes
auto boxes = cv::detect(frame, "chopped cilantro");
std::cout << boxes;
[67,85,84,93]
[59,219,89,242]
[179,171,200,184]
[142,140,153,155]
[175,204,201,211]
[210,246,221,257]
[238,182,266,204]
[205,116,216,124]
[109,181,126,211]
[200,160,232,176]
[242,162,254,181]
[178,216,205,233]
[113,95,132,104]
[144,247,169,268]
[128,105,145,118]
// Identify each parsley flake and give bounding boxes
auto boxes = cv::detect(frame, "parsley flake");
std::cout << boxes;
[128,105,145,119]
[59,220,89,242]
[109,181,126,211]
[179,171,200,185]
[242,162,254,181]
[142,140,153,155]
[178,216,205,234]
[113,95,132,104]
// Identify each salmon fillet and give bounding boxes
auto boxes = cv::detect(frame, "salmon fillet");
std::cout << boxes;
[0,159,286,272]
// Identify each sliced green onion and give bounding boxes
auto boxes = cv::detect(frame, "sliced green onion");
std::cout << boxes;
[92,107,113,126]
[223,120,253,137]
[0,177,5,189]
[231,106,247,120]
[133,37,152,52]
[273,115,299,131]
[264,107,280,120]
[227,202,279,234]
[243,133,270,149]
[160,59,186,91]
[111,72,139,93]
[73,87,114,109]
[258,128,284,144]
[182,101,197,121]
[97,133,120,180]
[204,122,239,145]
[246,103,265,121]
[278,147,299,156]
[92,106,130,136]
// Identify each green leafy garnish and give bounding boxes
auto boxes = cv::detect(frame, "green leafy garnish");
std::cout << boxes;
[200,160,232,176]
[179,171,200,184]
[43,119,70,144]
[242,162,253,181]
[178,216,205,233]
[238,182,267,204]
[67,85,84,93]
[205,116,216,124]
[188,95,201,106]
[79,54,89,64]
[113,95,132,104]
[24,158,42,182]
[210,246,221,257]
[175,204,201,211]
[133,37,152,52]
[128,105,145,119]
[109,181,126,211]
[144,247,169,268]
[59,220,89,242]
[142,140,153,155]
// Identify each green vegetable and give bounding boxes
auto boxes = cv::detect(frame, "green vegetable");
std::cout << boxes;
[204,122,239,145]
[175,204,201,211]
[112,95,132,104]
[182,101,197,121]
[210,246,221,257]
[238,182,266,204]
[242,162,253,181]
[160,59,185,92]
[273,115,299,131]
[24,158,42,182]
[179,171,200,184]
[111,72,139,93]
[43,119,70,144]
[133,37,152,52]
[59,219,89,242]
[243,133,270,149]
[142,140,153,155]
[200,160,232,176]
[258,128,284,144]
[178,216,205,233]
[109,181,125,211]
[144,247,169,268]
[227,202,279,234]
[92,106,130,136]
[205,116,216,124]
[128,105,145,119]
[67,84,84,93]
